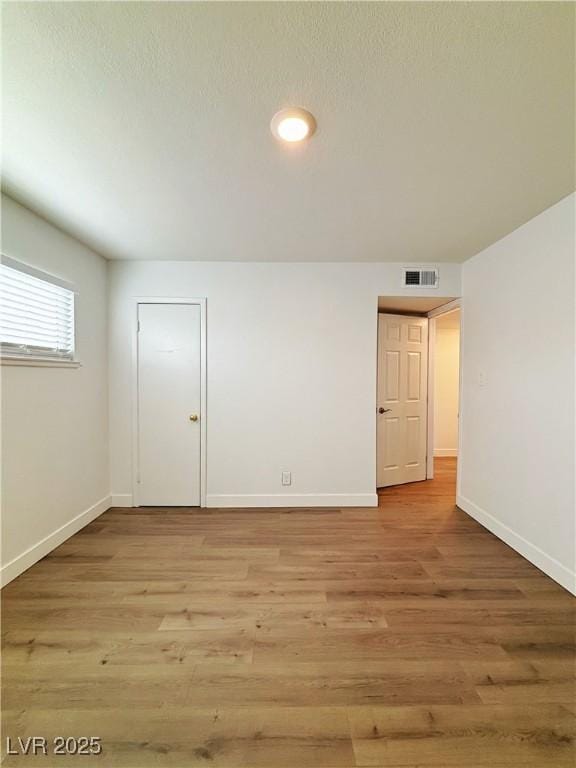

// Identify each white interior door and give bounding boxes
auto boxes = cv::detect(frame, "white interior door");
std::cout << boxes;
[137,303,201,506]
[377,313,428,488]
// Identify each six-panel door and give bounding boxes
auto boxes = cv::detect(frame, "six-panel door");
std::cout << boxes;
[377,313,428,488]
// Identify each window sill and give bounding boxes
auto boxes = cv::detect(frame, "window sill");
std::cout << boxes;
[1,356,81,368]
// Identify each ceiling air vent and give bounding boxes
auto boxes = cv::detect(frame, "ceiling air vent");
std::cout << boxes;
[402,268,439,288]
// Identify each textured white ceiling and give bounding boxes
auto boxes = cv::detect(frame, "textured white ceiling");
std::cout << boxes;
[2,2,574,262]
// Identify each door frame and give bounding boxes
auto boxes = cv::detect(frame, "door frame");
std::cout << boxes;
[425,298,462,484]
[131,297,207,508]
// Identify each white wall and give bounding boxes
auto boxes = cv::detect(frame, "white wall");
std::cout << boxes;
[1,195,109,584]
[108,262,462,507]
[434,318,460,456]
[459,193,575,593]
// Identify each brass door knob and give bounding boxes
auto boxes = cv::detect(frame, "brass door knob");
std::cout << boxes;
[189,414,199,422]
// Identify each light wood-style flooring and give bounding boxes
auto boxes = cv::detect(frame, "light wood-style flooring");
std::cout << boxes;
[2,458,575,766]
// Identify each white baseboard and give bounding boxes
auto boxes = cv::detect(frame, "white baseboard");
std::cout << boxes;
[206,493,378,509]
[110,493,134,507]
[0,495,111,587]
[434,448,458,457]
[457,494,576,595]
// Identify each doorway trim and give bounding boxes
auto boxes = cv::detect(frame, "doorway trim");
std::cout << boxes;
[131,297,207,508]
[425,299,462,484]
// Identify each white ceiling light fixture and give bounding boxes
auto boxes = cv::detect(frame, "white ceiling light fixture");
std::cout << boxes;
[270,107,317,143]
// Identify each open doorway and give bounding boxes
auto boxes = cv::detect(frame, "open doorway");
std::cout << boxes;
[427,304,461,498]
[376,296,461,501]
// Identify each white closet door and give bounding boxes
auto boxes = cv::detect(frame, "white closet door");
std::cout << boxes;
[137,303,201,506]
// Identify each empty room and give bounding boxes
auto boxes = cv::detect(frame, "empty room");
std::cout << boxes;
[1,2,575,767]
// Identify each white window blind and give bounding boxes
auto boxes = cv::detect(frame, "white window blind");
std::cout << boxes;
[0,259,75,360]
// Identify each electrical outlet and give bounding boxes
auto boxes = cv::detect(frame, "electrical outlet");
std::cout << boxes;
[281,471,292,486]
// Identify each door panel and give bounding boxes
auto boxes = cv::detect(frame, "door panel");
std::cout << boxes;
[387,321,401,342]
[384,416,401,469]
[137,303,201,506]
[406,416,421,465]
[385,351,400,401]
[407,352,422,400]
[408,323,423,343]
[377,314,428,488]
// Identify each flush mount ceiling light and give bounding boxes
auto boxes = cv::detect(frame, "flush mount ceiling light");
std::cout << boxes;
[270,107,317,143]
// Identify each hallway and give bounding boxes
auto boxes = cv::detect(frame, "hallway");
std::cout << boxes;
[378,456,458,503]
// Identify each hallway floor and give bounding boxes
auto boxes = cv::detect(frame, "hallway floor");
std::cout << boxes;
[3,459,575,766]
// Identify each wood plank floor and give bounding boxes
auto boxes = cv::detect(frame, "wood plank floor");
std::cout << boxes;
[2,458,575,767]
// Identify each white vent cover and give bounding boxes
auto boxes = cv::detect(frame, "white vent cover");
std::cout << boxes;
[402,268,439,288]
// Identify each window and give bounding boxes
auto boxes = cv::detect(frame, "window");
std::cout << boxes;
[0,257,75,362]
